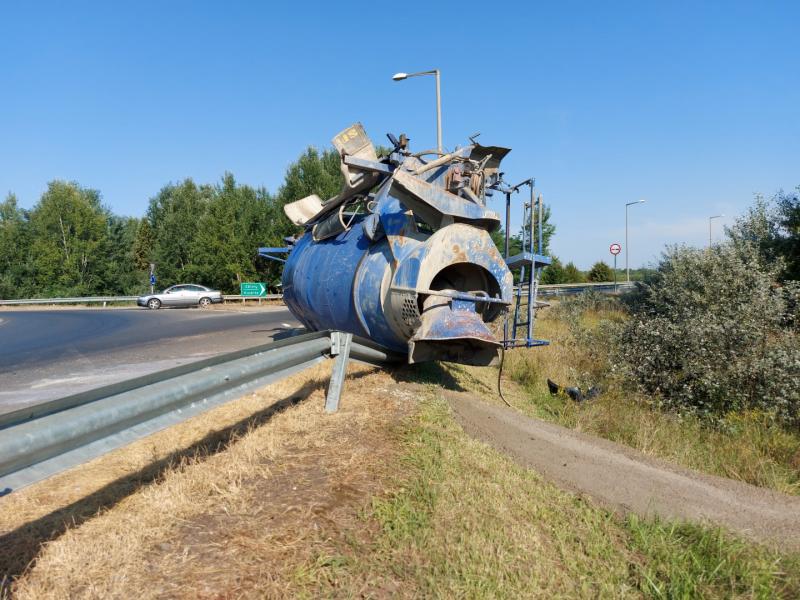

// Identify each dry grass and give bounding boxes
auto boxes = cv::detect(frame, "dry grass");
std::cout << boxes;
[1,362,414,598]
[3,358,798,598]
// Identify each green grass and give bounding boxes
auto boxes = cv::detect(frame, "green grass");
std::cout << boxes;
[301,391,800,598]
[626,516,800,599]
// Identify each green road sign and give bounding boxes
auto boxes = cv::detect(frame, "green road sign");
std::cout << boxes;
[240,282,266,297]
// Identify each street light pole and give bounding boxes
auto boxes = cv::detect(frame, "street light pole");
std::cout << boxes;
[709,214,725,246]
[625,199,646,282]
[392,69,442,153]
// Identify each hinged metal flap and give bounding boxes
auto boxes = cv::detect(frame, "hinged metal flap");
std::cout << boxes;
[284,194,324,226]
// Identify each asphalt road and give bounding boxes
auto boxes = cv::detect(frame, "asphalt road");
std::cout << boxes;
[0,306,300,414]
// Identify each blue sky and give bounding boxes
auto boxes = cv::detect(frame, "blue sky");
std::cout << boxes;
[1,1,797,268]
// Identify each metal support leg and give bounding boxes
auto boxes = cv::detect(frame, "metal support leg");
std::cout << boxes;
[326,331,352,413]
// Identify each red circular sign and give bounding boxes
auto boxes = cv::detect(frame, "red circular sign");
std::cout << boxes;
[609,243,621,255]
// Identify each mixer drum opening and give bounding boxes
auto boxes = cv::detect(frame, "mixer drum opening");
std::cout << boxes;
[425,263,503,323]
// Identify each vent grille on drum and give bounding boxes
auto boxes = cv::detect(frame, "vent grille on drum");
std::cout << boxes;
[401,295,419,327]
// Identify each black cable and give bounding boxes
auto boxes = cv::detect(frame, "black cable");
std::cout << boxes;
[497,345,512,408]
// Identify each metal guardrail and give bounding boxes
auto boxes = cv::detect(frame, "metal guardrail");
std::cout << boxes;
[0,331,401,494]
[0,284,635,307]
[537,281,636,297]
[0,294,283,306]
[223,294,283,301]
[0,296,139,305]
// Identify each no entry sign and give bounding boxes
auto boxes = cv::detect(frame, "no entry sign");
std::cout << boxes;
[609,243,621,255]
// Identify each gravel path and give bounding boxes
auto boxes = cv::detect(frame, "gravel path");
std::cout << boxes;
[446,390,800,549]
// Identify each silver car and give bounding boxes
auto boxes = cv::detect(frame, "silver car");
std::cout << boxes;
[137,284,223,309]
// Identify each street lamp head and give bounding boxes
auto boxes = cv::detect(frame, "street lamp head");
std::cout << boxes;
[392,72,408,81]
[638,199,646,203]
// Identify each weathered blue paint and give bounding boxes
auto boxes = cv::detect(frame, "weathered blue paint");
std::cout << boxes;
[282,220,374,342]
[279,123,535,365]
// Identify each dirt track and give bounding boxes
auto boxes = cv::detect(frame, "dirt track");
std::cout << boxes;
[446,390,800,550]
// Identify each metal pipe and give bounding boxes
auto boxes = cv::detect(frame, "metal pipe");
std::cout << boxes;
[391,286,510,305]
[625,199,646,282]
[503,190,512,345]
[435,69,442,153]
[412,149,460,176]
[392,69,442,153]
[538,193,543,255]
[709,214,725,246]
[527,186,535,344]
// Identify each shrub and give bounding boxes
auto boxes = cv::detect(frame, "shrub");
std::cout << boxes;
[550,290,624,388]
[587,261,613,282]
[563,261,585,283]
[614,242,800,426]
[540,257,566,284]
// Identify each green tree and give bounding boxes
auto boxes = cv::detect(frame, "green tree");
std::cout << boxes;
[490,203,556,258]
[28,181,111,296]
[540,256,566,284]
[0,193,31,298]
[587,261,613,282]
[133,218,155,272]
[147,179,212,286]
[275,147,343,210]
[563,261,585,283]
[191,173,280,292]
[727,187,800,282]
[775,187,800,280]
[490,228,523,257]
[105,215,142,294]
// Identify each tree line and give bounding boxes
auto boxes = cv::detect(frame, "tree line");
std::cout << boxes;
[0,148,344,299]
[1,146,565,299]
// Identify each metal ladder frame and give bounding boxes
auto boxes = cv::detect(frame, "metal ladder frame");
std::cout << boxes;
[501,179,550,348]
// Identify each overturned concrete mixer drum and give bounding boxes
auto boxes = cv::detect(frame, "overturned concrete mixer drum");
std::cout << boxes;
[281,123,515,366]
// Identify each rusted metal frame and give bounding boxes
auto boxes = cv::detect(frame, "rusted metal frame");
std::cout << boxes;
[412,148,467,176]
[390,170,501,229]
[342,155,395,175]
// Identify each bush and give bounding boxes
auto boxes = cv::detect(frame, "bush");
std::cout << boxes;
[614,242,800,426]
[563,261,585,283]
[540,257,566,284]
[587,261,613,282]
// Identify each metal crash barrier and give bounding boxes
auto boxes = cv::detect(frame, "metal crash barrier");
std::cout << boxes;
[0,331,401,494]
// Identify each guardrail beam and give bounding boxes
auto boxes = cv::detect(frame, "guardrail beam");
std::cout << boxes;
[0,330,400,494]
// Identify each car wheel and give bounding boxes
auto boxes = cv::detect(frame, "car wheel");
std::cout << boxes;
[199,297,211,308]
[147,298,161,310]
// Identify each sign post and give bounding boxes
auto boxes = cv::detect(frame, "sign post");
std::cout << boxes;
[609,243,621,292]
[240,282,267,297]
[149,263,156,294]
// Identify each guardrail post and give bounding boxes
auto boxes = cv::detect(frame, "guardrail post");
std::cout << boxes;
[326,331,352,413]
